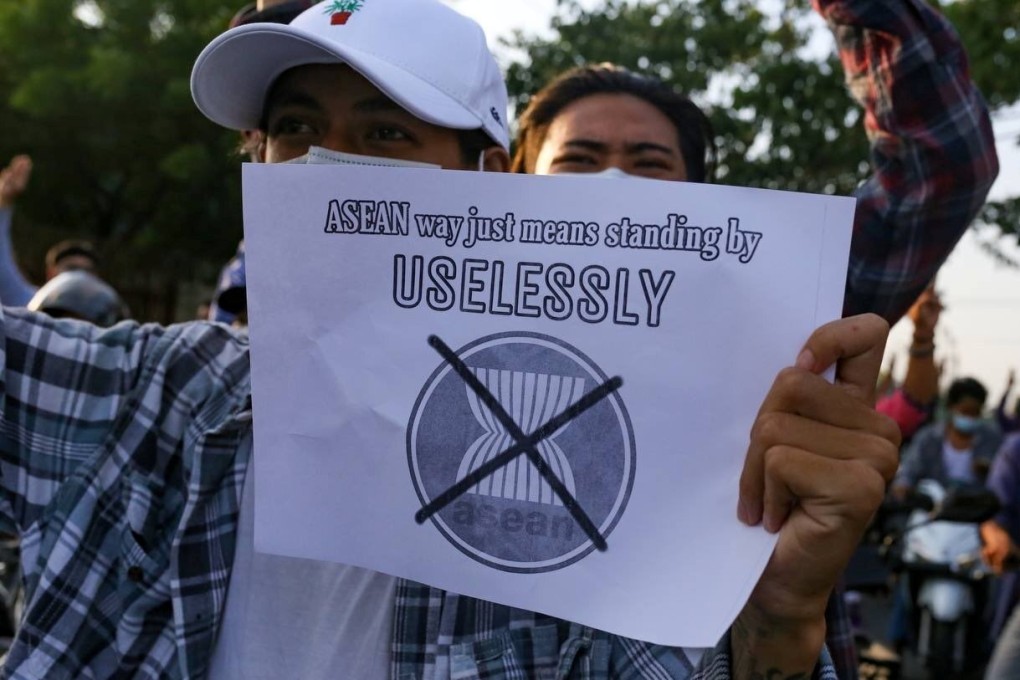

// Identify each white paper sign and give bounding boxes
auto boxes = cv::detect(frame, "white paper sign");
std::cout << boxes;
[243,164,854,647]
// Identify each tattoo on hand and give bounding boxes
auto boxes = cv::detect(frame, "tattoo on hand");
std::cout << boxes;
[732,614,813,680]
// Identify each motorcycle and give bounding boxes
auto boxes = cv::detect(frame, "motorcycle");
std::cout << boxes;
[887,480,1001,678]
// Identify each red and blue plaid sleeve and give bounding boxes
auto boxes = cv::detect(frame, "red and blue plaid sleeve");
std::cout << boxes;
[814,0,999,324]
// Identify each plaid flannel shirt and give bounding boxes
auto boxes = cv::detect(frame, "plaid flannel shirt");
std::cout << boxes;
[0,0,996,678]
[827,0,998,323]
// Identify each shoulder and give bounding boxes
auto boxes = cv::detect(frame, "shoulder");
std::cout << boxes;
[3,309,250,408]
[974,425,1004,457]
[140,320,251,402]
[910,422,944,448]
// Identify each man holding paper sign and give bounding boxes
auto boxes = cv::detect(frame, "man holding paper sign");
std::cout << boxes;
[0,1,897,679]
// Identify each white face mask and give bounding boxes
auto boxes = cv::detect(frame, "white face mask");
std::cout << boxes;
[552,167,638,180]
[284,146,440,169]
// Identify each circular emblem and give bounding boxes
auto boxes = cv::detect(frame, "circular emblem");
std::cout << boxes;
[408,332,636,573]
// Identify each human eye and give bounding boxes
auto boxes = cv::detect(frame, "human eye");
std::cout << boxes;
[550,153,600,172]
[635,158,671,170]
[366,125,413,143]
[630,155,680,179]
[268,114,318,138]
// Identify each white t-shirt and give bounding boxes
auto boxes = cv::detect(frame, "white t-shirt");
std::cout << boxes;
[208,440,396,679]
[941,440,976,484]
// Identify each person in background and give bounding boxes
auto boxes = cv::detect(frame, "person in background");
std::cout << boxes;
[512,64,713,182]
[0,155,38,306]
[997,370,1020,434]
[206,0,314,325]
[894,377,1001,496]
[0,155,101,306]
[195,298,213,321]
[875,284,942,441]
[209,241,247,324]
[981,434,1020,678]
[26,269,128,328]
[886,376,999,653]
[876,355,897,399]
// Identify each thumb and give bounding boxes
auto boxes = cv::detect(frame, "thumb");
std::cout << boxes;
[795,314,889,405]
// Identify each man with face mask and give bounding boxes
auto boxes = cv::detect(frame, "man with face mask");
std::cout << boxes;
[0,1,902,679]
[894,377,1002,495]
[888,377,1001,654]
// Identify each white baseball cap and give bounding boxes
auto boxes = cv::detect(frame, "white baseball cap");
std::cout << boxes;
[191,0,509,150]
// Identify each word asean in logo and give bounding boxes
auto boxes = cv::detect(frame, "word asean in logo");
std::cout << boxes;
[408,332,636,573]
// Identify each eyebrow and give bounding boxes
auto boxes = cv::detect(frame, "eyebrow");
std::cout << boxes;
[352,96,404,114]
[563,139,676,156]
[264,90,323,119]
[262,90,406,128]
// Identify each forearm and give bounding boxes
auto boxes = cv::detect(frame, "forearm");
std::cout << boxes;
[893,444,922,491]
[997,392,1013,428]
[900,336,937,406]
[0,208,37,307]
[819,0,999,323]
[730,604,826,679]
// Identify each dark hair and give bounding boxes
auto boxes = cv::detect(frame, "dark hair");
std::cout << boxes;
[512,64,716,182]
[45,239,98,272]
[229,1,314,29]
[231,1,317,156]
[456,128,498,166]
[947,377,988,408]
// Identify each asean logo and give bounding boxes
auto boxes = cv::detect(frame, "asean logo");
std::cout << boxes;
[408,332,636,573]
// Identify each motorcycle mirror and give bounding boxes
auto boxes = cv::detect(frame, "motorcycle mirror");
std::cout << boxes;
[902,490,935,513]
[932,487,1000,523]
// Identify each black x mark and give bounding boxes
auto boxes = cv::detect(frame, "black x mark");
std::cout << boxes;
[414,335,623,552]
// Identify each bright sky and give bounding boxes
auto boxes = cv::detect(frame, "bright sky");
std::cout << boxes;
[449,0,1020,405]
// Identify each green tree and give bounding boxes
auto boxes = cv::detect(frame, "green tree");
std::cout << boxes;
[942,0,1020,241]
[0,0,245,319]
[502,0,1018,238]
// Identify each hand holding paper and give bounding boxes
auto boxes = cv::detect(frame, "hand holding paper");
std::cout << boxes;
[245,162,859,646]
[733,314,901,676]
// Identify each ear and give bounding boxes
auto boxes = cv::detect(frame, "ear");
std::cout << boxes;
[240,130,266,163]
[481,146,511,173]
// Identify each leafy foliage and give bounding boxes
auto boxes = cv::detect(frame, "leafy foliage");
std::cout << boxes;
[0,0,244,318]
[943,0,1020,246]
[941,0,1020,110]
[502,0,1018,239]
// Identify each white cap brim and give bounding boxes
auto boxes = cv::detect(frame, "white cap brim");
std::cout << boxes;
[191,23,485,134]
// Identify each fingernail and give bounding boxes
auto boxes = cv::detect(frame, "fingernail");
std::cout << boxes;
[795,348,815,371]
[737,499,749,525]
[741,499,762,527]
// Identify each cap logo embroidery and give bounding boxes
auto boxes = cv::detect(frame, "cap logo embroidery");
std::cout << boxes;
[324,0,364,25]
